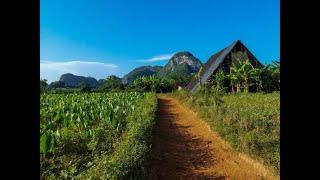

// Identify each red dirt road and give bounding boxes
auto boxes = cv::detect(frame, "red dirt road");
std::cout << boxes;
[147,95,278,180]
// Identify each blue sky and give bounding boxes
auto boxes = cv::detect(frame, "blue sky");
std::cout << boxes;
[41,0,280,83]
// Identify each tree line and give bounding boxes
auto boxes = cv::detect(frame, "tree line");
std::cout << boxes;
[41,54,279,94]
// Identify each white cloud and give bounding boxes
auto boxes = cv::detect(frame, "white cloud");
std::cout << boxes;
[138,53,174,62]
[40,61,118,83]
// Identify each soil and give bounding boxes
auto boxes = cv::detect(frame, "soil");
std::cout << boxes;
[146,95,278,180]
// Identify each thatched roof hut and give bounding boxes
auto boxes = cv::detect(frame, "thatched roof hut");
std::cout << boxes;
[186,40,263,92]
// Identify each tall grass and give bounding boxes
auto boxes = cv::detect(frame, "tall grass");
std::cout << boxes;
[172,90,280,173]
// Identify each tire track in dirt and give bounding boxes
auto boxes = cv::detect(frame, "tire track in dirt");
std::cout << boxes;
[146,95,278,180]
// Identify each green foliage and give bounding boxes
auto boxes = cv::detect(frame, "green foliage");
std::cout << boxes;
[172,91,280,173]
[48,81,66,89]
[40,79,48,93]
[80,93,157,179]
[202,51,280,94]
[133,75,175,92]
[46,88,81,94]
[269,61,280,91]
[250,61,280,92]
[229,52,256,93]
[40,92,157,179]
[100,75,123,92]
[212,70,228,92]
[166,65,193,86]
[78,82,91,92]
[209,58,280,93]
[40,131,56,157]
[122,65,162,85]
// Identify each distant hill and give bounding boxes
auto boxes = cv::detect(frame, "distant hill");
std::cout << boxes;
[59,73,99,88]
[122,66,163,84]
[157,51,202,77]
[53,52,202,87]
[97,79,105,86]
[121,52,202,86]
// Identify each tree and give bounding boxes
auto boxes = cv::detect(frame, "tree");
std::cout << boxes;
[229,60,242,93]
[239,59,255,93]
[78,82,91,92]
[133,75,174,92]
[213,69,227,91]
[270,61,280,91]
[100,75,123,91]
[40,79,48,93]
[230,52,256,93]
[48,81,66,89]
[251,67,264,92]
[166,65,191,87]
[253,61,280,92]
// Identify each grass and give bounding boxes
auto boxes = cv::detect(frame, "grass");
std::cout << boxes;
[172,90,280,173]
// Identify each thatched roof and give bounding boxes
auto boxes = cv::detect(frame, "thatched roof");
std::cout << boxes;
[186,40,263,92]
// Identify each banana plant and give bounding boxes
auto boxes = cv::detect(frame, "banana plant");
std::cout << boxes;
[251,67,263,92]
[238,59,254,93]
[213,69,227,91]
[229,60,242,93]
[230,51,256,93]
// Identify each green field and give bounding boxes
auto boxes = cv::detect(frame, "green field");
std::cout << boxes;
[172,90,280,172]
[40,92,157,179]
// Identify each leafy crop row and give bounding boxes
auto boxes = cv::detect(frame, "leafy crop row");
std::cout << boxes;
[40,92,157,179]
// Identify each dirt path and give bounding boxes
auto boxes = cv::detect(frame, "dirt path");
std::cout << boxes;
[147,95,278,180]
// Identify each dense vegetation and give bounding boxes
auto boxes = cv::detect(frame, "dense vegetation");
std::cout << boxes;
[40,92,157,179]
[99,75,124,91]
[172,90,280,173]
[132,75,175,93]
[162,65,196,86]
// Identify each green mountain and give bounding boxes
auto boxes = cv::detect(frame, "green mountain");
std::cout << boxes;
[122,66,163,84]
[157,51,202,85]
[59,73,99,88]
[157,51,202,76]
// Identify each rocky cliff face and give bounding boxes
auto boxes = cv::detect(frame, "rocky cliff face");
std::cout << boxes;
[157,51,202,76]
